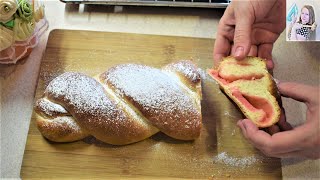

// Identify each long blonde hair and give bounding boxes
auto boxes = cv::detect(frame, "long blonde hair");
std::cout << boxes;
[298,5,315,25]
[298,5,316,40]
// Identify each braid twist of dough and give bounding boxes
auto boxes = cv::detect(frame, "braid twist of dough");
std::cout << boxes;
[35,61,202,145]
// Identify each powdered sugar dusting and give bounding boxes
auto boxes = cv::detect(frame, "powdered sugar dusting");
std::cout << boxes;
[45,72,129,135]
[165,61,200,83]
[224,111,238,119]
[103,63,201,137]
[106,64,196,113]
[47,116,83,134]
[213,152,258,168]
[46,72,115,115]
[38,61,202,142]
[36,98,68,117]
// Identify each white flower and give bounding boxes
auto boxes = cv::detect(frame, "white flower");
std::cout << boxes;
[0,0,18,23]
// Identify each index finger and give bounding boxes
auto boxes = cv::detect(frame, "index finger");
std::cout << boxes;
[278,82,319,104]
[213,34,232,67]
[213,5,235,68]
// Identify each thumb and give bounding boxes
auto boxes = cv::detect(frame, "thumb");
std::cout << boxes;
[239,118,310,155]
[237,119,259,139]
[237,119,270,149]
[278,82,318,103]
[233,11,254,60]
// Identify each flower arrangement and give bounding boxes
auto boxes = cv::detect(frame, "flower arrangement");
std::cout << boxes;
[0,0,47,64]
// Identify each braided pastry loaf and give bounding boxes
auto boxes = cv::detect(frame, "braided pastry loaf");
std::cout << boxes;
[35,61,202,145]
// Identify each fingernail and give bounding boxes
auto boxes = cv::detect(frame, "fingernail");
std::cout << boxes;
[266,59,274,70]
[237,120,242,126]
[237,119,247,130]
[238,119,248,137]
[242,120,247,131]
[235,46,244,57]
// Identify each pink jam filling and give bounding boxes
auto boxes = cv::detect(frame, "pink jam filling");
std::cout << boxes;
[230,88,262,112]
[219,73,264,83]
[231,88,274,125]
[208,67,274,126]
[242,94,274,125]
[208,69,229,85]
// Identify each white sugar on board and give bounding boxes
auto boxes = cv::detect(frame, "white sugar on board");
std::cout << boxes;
[213,152,258,169]
[224,111,238,119]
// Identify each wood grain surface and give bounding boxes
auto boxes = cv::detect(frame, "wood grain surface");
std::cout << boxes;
[20,29,282,179]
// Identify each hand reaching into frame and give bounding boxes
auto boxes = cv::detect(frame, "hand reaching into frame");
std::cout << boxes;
[213,0,286,69]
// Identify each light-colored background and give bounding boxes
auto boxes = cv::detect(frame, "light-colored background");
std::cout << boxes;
[286,0,320,40]
[1,0,319,179]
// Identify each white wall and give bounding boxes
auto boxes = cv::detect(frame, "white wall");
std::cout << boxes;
[286,0,320,41]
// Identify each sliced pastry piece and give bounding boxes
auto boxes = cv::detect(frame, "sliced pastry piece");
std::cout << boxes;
[208,56,281,128]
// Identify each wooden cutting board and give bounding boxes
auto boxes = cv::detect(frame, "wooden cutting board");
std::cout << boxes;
[21,29,282,179]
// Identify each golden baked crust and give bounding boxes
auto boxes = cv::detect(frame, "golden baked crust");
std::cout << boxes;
[35,60,202,145]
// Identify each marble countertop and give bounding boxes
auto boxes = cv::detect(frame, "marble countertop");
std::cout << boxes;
[1,1,319,179]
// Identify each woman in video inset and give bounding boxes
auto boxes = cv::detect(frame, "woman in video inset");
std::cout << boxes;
[289,5,317,41]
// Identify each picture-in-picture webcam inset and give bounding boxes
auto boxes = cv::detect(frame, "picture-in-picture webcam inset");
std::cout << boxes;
[287,0,319,41]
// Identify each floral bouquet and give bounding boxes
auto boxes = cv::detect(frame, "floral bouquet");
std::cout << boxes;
[0,0,48,64]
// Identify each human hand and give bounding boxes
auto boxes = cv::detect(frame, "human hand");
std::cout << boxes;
[290,14,297,26]
[213,0,286,69]
[311,22,317,31]
[237,82,320,159]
